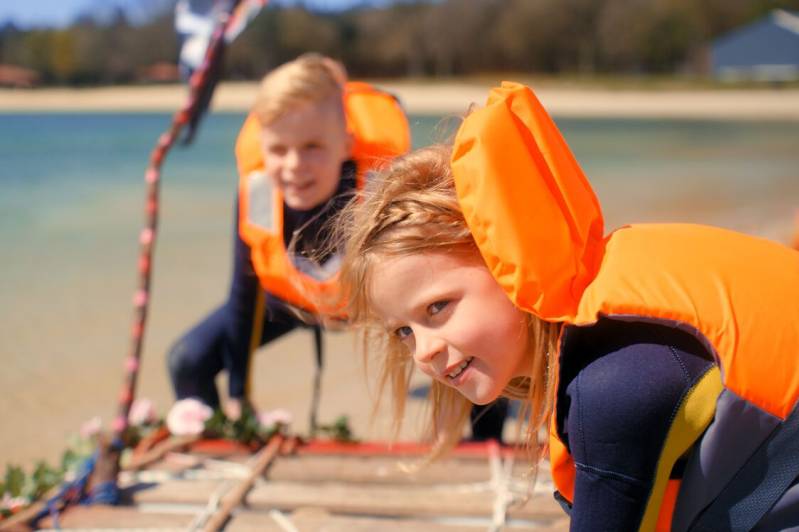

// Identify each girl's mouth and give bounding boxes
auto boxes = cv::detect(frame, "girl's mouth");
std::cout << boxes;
[447,357,474,383]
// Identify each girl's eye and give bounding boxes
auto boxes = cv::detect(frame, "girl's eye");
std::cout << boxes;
[394,326,413,340]
[428,301,448,316]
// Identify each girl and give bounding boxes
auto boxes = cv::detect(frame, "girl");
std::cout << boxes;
[337,82,799,530]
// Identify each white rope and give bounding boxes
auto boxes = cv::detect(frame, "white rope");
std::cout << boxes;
[187,479,235,531]
[189,445,279,530]
[487,443,511,532]
[269,509,301,532]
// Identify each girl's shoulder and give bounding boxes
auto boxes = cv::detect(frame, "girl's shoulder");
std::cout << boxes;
[556,318,715,460]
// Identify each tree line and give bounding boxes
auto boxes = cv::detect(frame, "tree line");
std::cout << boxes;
[1,0,797,85]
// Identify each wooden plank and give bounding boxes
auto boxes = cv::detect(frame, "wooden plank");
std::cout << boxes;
[132,479,223,505]
[507,495,566,520]
[125,435,200,471]
[528,517,571,532]
[227,508,567,531]
[246,481,565,520]
[132,477,563,520]
[25,500,570,531]
[267,455,492,484]
[35,506,195,529]
[294,440,529,459]
[267,451,551,486]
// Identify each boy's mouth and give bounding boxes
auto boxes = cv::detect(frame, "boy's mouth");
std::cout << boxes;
[284,180,314,193]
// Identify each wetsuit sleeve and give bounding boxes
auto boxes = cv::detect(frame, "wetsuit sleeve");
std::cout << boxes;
[564,341,713,531]
[222,197,263,400]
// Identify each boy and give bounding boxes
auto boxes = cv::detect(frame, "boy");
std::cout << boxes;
[167,54,410,420]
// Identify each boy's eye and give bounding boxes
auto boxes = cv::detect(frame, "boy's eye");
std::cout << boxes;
[428,301,448,316]
[304,142,322,151]
[268,145,287,156]
[394,326,413,340]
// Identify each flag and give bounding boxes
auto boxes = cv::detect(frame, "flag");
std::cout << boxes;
[175,0,268,143]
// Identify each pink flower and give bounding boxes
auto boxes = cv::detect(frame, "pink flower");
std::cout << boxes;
[166,399,212,436]
[111,416,127,433]
[258,408,293,429]
[79,416,102,439]
[128,398,157,426]
[1,494,29,511]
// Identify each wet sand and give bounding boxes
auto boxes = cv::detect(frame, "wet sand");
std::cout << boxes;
[2,80,799,120]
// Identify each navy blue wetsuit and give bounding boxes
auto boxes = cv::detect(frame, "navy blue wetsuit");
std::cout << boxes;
[555,319,715,530]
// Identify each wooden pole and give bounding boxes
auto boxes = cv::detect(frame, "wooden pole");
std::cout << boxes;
[202,435,285,531]
[93,0,244,497]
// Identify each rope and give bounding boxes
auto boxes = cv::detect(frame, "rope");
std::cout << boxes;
[487,441,510,532]
[269,509,301,532]
[111,0,243,451]
[188,479,235,531]
[33,451,105,528]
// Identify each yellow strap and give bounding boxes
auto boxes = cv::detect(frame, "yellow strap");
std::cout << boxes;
[639,366,723,531]
[244,289,266,399]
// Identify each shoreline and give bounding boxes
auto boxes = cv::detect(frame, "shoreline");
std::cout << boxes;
[2,81,799,119]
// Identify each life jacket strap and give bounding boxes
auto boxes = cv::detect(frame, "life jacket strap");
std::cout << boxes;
[688,401,799,531]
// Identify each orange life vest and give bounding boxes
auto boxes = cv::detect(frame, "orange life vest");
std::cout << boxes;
[235,81,410,314]
[451,82,799,530]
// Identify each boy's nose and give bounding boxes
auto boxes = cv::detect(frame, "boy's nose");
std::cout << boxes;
[284,148,301,170]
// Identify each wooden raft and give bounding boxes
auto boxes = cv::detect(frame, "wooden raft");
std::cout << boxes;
[30,436,569,531]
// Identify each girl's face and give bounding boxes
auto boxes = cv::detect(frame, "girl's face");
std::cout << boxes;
[369,251,530,405]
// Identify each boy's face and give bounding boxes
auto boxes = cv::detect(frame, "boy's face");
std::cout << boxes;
[368,251,530,406]
[260,98,352,211]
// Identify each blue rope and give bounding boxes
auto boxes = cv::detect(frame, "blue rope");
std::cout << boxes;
[84,481,119,505]
[34,451,105,527]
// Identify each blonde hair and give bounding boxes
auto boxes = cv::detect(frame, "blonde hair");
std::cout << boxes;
[253,53,347,126]
[337,144,562,465]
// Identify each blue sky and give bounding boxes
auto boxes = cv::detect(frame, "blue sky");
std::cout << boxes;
[1,0,141,27]
[0,0,387,28]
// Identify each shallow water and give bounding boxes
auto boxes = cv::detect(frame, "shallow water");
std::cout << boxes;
[1,112,797,468]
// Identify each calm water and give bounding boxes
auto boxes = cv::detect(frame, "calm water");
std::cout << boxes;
[1,112,797,467]
[3,113,797,240]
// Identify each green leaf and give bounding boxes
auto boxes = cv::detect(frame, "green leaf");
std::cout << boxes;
[4,465,26,497]
[316,415,358,443]
[227,406,263,445]
[61,448,80,473]
[204,409,227,438]
[31,461,62,499]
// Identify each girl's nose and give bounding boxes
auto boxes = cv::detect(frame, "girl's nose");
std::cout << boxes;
[413,330,445,366]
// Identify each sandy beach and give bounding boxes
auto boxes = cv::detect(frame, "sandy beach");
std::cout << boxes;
[2,80,799,119]
[1,81,798,475]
